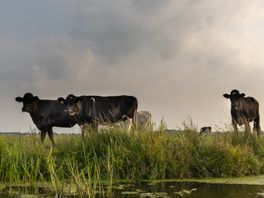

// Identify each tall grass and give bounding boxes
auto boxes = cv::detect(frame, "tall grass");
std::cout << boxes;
[0,129,264,195]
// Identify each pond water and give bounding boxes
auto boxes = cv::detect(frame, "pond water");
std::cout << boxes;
[111,182,264,198]
[0,181,264,197]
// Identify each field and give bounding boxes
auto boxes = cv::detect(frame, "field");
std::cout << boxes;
[1,126,264,196]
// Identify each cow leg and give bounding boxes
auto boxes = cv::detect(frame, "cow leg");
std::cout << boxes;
[253,121,257,134]
[244,122,251,134]
[80,125,85,138]
[253,123,257,135]
[132,112,137,131]
[80,123,98,137]
[254,116,261,135]
[92,122,98,132]
[47,128,56,147]
[41,131,47,143]
[80,124,92,137]
[232,119,238,133]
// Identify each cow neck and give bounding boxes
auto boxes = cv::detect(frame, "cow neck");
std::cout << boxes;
[29,100,40,118]
[73,113,84,124]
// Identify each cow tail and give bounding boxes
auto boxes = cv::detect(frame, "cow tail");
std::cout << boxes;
[132,97,138,130]
[133,109,137,130]
[255,107,261,135]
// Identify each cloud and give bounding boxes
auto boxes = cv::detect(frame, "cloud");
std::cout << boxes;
[2,0,264,132]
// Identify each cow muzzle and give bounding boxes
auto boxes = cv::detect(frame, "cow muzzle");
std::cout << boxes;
[69,112,76,116]
[64,109,76,116]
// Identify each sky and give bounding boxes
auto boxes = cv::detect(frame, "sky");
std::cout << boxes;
[2,0,264,133]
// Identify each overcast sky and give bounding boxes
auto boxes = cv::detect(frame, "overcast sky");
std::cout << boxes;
[2,0,264,133]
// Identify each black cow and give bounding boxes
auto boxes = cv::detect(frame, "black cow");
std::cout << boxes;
[15,93,77,146]
[199,126,212,135]
[58,94,138,134]
[223,89,260,134]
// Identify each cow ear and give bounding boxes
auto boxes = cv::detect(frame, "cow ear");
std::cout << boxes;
[240,93,245,98]
[34,96,39,100]
[66,94,75,100]
[77,97,83,103]
[15,97,23,102]
[57,97,65,104]
[223,94,230,99]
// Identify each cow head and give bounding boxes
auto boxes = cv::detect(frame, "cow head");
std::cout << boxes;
[223,89,245,101]
[15,93,39,113]
[58,94,82,116]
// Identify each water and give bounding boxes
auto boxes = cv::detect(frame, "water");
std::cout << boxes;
[0,182,264,197]
[110,182,264,198]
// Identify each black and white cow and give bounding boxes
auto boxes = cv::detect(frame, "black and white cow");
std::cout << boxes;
[58,94,138,134]
[108,111,152,132]
[15,93,77,146]
[223,89,260,134]
[199,126,212,135]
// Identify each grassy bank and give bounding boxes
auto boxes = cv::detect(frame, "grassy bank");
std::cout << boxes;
[0,129,264,195]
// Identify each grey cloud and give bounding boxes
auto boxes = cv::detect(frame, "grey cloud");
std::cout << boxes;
[66,0,249,67]
[2,0,264,132]
[131,0,165,8]
[70,6,156,63]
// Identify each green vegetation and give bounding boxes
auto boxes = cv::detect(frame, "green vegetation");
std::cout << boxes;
[1,127,264,196]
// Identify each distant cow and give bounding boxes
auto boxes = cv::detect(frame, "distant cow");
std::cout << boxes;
[58,94,138,135]
[98,115,133,133]
[135,111,152,131]
[199,126,212,135]
[15,93,77,146]
[223,89,260,134]
[109,111,152,132]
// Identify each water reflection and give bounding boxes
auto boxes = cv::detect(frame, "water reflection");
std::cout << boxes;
[112,182,264,198]
[0,182,264,197]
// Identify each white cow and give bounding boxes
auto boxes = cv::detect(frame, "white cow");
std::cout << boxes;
[135,111,152,131]
[98,111,152,132]
[98,115,133,133]
[115,116,133,131]
[119,111,152,131]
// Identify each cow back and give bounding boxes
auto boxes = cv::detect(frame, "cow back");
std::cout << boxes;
[80,95,138,123]
[231,97,259,124]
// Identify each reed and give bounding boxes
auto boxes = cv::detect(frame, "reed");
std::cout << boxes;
[0,127,264,195]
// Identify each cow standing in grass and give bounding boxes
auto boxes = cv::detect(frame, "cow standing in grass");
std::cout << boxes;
[223,89,260,135]
[200,126,212,135]
[15,93,77,146]
[105,110,152,132]
[58,94,138,135]
[135,111,152,131]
